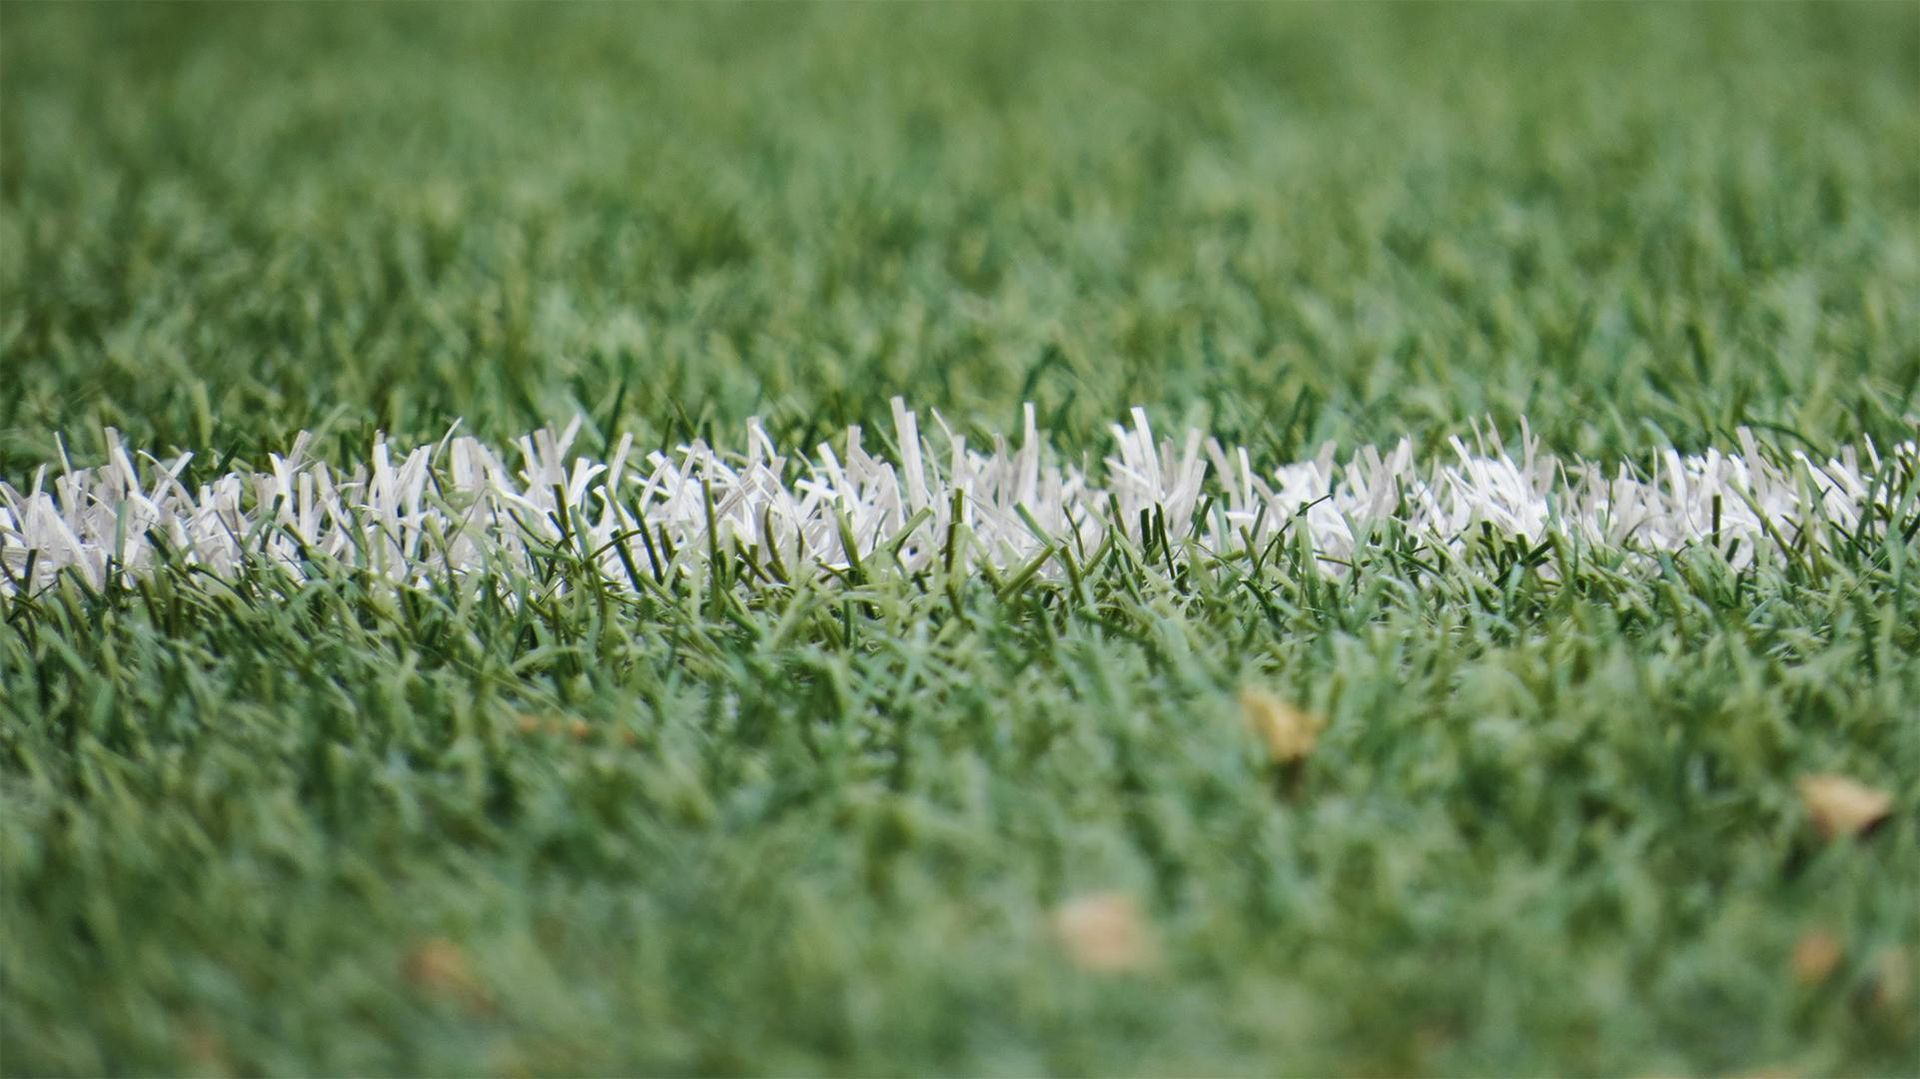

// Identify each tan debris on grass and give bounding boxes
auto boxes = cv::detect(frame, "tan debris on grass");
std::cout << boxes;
[1239,688,1324,763]
[1797,774,1893,840]
[403,937,493,1014]
[1051,892,1158,973]
[1870,947,1911,1017]
[513,713,624,745]
[1791,929,1843,985]
[179,1018,231,1077]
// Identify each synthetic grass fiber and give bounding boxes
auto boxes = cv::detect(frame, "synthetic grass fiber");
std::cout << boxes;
[2,4,1918,1075]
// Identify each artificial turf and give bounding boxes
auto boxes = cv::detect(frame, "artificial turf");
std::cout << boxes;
[2,4,1917,1075]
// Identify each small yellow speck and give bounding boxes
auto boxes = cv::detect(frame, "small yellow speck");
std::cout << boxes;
[1791,929,1843,985]
[1797,774,1893,840]
[1240,688,1324,763]
[1051,892,1158,973]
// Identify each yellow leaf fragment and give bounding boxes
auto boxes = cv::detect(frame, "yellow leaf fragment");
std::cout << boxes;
[1797,774,1893,840]
[1051,892,1157,973]
[1240,688,1323,763]
[1791,929,1843,985]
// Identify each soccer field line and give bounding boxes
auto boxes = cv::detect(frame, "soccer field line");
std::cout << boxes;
[3,400,1915,594]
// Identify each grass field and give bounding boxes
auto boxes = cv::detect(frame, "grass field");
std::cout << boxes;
[3,4,1919,1075]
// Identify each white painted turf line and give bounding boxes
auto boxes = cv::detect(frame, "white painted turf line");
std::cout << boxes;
[2,399,1915,595]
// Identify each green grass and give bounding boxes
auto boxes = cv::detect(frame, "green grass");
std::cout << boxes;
[2,4,1918,1075]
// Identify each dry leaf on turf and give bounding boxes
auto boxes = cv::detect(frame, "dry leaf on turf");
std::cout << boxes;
[403,937,493,1013]
[1240,689,1323,763]
[1052,892,1158,973]
[1791,930,1843,985]
[1797,774,1893,840]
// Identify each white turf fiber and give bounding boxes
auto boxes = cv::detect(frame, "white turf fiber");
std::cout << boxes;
[3,400,1915,594]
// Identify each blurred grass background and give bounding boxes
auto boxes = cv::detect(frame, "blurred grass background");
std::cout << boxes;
[4,3,1916,473]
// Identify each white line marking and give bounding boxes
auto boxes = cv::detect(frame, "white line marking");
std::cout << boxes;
[3,400,1914,593]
